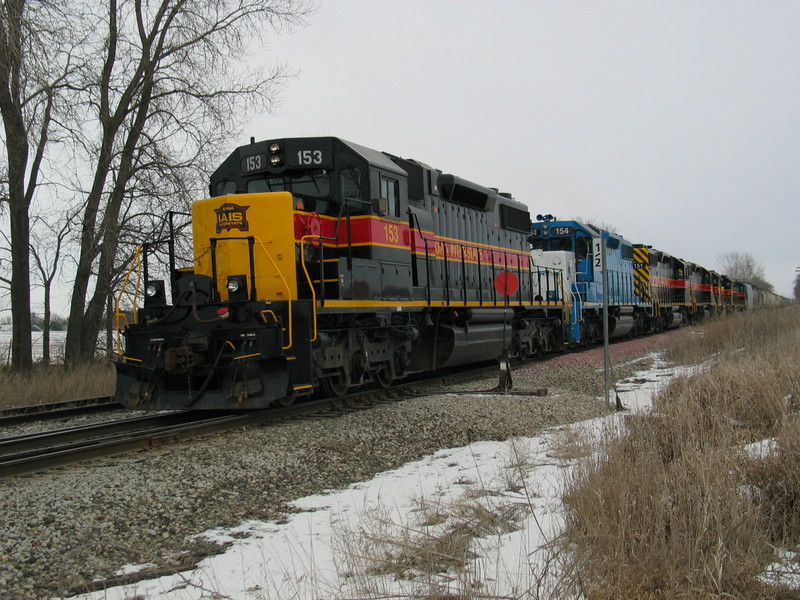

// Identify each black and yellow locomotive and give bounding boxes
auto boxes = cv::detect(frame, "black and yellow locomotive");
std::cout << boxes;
[113,137,567,409]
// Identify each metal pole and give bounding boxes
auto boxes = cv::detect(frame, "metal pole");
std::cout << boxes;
[601,234,612,410]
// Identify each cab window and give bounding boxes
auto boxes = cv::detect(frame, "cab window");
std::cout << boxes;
[246,173,330,197]
[215,181,237,196]
[339,167,367,215]
[246,173,332,213]
[380,176,400,218]
[575,236,590,260]
[551,237,572,252]
[530,238,546,251]
[340,167,361,202]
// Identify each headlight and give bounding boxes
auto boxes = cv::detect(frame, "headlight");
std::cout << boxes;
[143,280,166,306]
[227,279,241,293]
[269,142,280,153]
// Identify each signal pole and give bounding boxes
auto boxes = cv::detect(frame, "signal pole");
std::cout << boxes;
[601,233,612,410]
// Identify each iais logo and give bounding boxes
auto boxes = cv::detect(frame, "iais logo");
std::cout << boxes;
[214,203,250,233]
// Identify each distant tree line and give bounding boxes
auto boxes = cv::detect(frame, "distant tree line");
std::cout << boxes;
[716,251,774,293]
[0,0,315,373]
[0,313,68,331]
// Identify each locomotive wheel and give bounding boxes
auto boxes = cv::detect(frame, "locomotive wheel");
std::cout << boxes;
[375,364,394,389]
[275,395,296,407]
[323,373,349,397]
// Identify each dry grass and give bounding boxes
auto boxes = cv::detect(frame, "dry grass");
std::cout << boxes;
[548,425,594,461]
[668,307,799,366]
[557,306,800,599]
[0,361,116,408]
[331,443,537,599]
[742,418,800,544]
[561,417,769,598]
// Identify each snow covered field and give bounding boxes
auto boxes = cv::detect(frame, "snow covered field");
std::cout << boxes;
[69,353,692,600]
[0,330,67,365]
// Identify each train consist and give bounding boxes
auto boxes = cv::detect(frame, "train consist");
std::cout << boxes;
[113,137,783,409]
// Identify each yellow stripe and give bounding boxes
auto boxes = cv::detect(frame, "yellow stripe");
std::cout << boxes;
[315,239,531,257]
[321,299,565,309]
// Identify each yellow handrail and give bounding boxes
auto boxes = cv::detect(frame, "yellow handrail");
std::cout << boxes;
[113,246,143,356]
[260,310,279,323]
[251,236,294,350]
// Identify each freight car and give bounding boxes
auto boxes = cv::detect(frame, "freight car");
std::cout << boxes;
[113,137,569,409]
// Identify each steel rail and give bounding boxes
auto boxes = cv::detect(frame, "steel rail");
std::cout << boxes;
[0,395,369,479]
[0,396,121,426]
[0,357,551,479]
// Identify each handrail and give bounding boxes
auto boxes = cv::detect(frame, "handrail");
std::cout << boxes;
[299,235,319,343]
[251,236,294,350]
[555,269,573,326]
[408,212,432,305]
[113,246,144,356]
[460,243,468,305]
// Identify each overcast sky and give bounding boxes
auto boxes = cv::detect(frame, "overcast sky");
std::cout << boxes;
[245,0,800,296]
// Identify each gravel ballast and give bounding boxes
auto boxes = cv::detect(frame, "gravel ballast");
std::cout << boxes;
[0,331,684,599]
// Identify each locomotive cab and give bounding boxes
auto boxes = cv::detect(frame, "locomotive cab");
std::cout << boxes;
[530,217,644,343]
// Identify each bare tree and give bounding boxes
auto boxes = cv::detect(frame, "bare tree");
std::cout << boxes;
[0,214,10,295]
[0,0,85,371]
[64,0,315,366]
[794,269,799,301]
[0,179,9,295]
[30,208,76,365]
[717,251,774,292]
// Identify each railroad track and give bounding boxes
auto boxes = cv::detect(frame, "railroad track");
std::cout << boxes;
[0,401,329,479]
[0,360,549,479]
[0,396,121,426]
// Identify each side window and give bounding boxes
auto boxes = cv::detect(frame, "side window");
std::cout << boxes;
[623,244,634,260]
[380,176,400,218]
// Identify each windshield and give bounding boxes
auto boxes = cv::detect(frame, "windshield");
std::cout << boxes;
[246,172,330,198]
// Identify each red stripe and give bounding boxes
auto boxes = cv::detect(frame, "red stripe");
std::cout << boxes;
[650,276,686,288]
[293,213,530,267]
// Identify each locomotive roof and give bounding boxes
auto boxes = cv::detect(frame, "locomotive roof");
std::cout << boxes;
[338,138,408,177]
